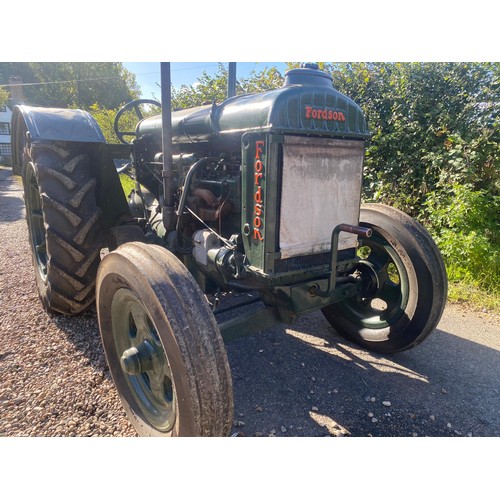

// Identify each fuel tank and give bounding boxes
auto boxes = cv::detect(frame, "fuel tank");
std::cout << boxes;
[135,65,370,151]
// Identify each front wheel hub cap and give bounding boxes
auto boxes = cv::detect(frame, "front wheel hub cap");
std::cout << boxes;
[357,260,380,298]
[120,340,155,375]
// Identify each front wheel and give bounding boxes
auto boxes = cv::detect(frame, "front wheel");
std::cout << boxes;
[322,203,447,353]
[96,242,234,436]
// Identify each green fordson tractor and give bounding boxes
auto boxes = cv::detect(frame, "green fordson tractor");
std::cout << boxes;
[11,63,447,436]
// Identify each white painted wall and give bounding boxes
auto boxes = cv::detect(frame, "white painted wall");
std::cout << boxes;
[0,105,13,163]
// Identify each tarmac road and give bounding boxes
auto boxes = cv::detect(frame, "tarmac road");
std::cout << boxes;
[226,301,499,438]
[1,164,499,439]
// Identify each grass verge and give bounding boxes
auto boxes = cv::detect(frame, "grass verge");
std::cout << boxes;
[119,173,135,197]
[447,281,500,314]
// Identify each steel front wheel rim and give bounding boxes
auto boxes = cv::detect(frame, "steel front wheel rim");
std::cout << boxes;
[344,232,411,331]
[111,288,176,432]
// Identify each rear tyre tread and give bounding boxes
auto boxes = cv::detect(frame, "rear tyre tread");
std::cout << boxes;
[36,164,77,190]
[25,143,104,315]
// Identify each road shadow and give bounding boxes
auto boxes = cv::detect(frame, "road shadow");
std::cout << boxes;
[226,309,500,437]
[0,166,25,223]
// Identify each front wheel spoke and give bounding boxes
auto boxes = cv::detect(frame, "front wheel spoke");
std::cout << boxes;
[129,305,152,342]
[126,306,165,371]
[367,246,391,273]
[135,311,161,346]
[379,282,402,309]
[148,371,167,403]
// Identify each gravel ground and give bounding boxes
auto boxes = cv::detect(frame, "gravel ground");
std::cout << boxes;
[0,167,136,437]
[1,165,499,438]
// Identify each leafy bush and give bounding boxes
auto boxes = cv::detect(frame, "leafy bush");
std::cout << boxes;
[89,104,120,143]
[330,62,500,216]
[424,185,500,292]
[89,102,160,144]
[327,62,499,297]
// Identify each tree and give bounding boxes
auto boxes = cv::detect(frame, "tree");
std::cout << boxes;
[65,63,140,109]
[326,62,500,214]
[170,63,286,109]
[0,87,8,107]
[0,62,37,104]
[0,62,140,109]
[239,66,285,94]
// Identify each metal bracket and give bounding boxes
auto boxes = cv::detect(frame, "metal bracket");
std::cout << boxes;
[316,223,372,298]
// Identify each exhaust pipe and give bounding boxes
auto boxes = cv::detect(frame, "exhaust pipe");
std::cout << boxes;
[160,62,176,230]
[227,62,237,99]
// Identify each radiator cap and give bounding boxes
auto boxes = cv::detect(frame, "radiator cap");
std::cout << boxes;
[284,63,333,88]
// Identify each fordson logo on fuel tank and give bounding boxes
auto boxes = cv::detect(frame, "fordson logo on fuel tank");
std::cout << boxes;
[304,106,346,122]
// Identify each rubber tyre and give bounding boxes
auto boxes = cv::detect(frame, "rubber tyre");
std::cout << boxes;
[23,142,103,315]
[11,119,25,176]
[12,158,22,176]
[96,242,234,437]
[322,203,447,354]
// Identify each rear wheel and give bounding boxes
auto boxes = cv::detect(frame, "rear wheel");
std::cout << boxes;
[96,242,234,437]
[11,120,26,176]
[23,142,103,314]
[322,203,447,353]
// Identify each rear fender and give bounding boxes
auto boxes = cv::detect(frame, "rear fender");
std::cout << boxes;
[11,105,106,170]
[12,105,133,228]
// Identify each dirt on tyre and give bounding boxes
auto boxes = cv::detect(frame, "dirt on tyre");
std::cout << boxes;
[23,142,104,315]
[96,242,234,437]
[322,203,447,354]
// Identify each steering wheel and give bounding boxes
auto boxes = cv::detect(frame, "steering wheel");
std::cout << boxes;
[114,99,161,144]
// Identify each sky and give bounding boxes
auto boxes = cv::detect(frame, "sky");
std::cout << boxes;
[123,62,289,99]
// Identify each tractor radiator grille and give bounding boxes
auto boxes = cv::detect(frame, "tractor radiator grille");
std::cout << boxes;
[279,136,364,259]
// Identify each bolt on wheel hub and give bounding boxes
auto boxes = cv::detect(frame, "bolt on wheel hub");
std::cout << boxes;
[110,288,177,432]
[120,340,156,375]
